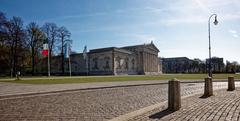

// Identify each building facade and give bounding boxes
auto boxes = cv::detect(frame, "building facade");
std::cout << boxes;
[206,57,224,73]
[50,42,162,75]
[161,57,225,73]
[161,57,193,73]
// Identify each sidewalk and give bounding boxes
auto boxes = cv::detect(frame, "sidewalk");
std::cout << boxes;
[128,88,240,121]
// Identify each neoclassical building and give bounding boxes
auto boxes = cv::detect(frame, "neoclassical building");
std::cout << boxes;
[50,42,162,75]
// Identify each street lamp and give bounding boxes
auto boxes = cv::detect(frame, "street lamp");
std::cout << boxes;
[208,14,218,77]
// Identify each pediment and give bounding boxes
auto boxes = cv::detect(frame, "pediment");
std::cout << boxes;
[145,43,160,52]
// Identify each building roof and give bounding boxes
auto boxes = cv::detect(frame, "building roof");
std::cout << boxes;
[161,57,191,61]
[89,47,115,53]
[121,42,160,52]
[53,42,159,56]
[88,42,160,54]
[89,47,133,54]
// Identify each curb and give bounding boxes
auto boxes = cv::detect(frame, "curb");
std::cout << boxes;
[109,101,168,121]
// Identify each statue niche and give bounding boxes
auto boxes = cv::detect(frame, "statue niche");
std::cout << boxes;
[103,56,110,70]
[92,57,99,70]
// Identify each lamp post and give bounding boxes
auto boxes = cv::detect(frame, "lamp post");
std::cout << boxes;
[208,14,218,77]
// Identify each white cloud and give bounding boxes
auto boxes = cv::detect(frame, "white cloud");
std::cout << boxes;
[229,30,237,34]
[162,15,206,26]
[128,34,157,42]
[233,34,239,38]
[46,0,240,35]
[229,29,239,38]
[144,6,165,13]
[159,0,240,25]
[222,14,240,21]
[193,0,211,14]
[72,26,123,33]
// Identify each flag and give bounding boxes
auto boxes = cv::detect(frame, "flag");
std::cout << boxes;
[42,39,48,56]
[64,41,71,58]
[83,45,87,59]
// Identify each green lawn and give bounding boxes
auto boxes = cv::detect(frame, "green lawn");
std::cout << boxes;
[0,74,239,84]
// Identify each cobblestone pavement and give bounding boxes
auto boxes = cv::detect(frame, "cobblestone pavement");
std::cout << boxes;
[1,80,237,97]
[129,88,240,121]
[0,80,173,97]
[0,82,239,121]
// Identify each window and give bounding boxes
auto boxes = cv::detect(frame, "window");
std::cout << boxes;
[104,56,110,69]
[92,57,99,70]
[132,59,135,70]
[116,56,121,69]
[125,58,129,70]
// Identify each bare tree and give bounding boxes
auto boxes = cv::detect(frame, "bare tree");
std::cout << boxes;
[0,11,7,45]
[0,12,6,29]
[26,22,45,75]
[58,26,71,74]
[4,16,26,76]
[0,11,10,75]
[42,23,59,74]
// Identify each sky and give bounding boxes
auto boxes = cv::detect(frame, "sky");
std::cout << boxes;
[0,0,240,63]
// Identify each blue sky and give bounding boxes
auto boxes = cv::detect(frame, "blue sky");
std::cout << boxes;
[1,0,240,63]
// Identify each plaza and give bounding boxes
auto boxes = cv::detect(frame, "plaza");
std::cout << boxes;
[1,0,240,121]
[0,78,240,121]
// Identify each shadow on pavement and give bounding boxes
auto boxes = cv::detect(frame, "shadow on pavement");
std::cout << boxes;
[199,95,214,99]
[149,109,174,119]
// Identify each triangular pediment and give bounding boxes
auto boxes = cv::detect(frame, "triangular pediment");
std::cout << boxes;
[145,43,160,52]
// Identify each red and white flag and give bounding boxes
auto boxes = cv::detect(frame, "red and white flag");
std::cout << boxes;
[42,43,48,56]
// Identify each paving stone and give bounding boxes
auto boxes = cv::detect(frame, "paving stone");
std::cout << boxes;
[129,88,240,121]
[0,81,239,121]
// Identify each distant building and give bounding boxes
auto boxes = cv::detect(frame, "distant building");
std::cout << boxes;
[161,57,225,73]
[44,42,162,75]
[206,57,224,73]
[161,57,193,73]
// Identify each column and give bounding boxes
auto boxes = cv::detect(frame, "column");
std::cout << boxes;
[146,53,148,72]
[147,53,149,72]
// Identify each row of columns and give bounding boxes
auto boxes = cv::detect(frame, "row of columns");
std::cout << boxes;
[143,52,158,72]
[168,76,236,111]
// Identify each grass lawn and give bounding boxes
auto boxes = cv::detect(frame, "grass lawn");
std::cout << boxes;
[0,74,239,84]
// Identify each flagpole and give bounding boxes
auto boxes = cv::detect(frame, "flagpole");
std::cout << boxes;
[86,56,88,76]
[82,45,88,76]
[69,47,72,77]
[48,46,50,77]
[47,39,50,77]
[69,56,71,77]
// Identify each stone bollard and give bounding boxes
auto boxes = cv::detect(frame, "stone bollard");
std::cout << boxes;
[203,77,213,97]
[168,78,181,111]
[227,76,235,91]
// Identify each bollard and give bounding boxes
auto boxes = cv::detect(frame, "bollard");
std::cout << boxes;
[227,76,235,91]
[203,77,213,97]
[168,78,181,111]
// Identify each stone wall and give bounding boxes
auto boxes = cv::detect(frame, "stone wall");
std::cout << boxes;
[88,51,114,75]
[51,54,87,75]
[114,51,137,75]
